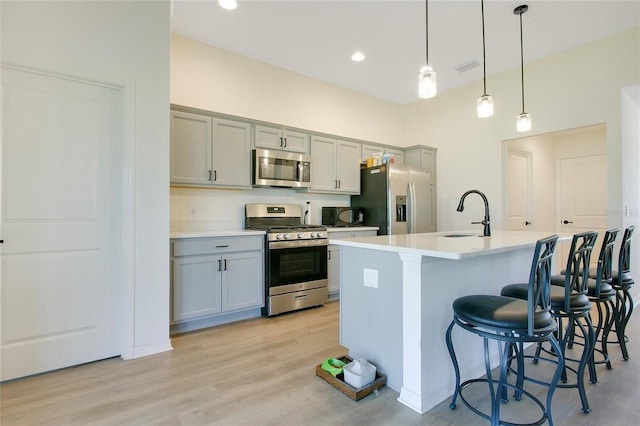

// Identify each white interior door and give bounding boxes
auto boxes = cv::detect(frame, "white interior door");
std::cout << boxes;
[507,148,533,231]
[559,154,609,268]
[1,66,122,381]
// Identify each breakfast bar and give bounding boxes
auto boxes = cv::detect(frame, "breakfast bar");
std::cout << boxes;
[330,230,570,415]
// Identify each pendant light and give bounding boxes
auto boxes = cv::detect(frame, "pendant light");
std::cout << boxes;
[477,0,493,118]
[418,0,437,99]
[515,4,531,132]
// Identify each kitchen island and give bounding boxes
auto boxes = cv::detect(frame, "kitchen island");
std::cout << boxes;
[330,230,570,415]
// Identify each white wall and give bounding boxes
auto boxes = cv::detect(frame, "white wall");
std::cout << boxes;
[170,34,402,145]
[402,28,639,238]
[170,34,406,229]
[1,1,172,358]
[621,84,640,289]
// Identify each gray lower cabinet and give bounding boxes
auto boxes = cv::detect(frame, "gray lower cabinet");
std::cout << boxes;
[327,229,378,298]
[171,235,264,333]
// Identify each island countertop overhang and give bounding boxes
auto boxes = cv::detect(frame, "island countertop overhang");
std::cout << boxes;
[329,230,572,260]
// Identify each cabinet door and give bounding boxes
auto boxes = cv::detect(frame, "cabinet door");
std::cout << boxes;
[255,125,309,153]
[386,148,404,165]
[254,125,284,150]
[212,118,251,188]
[282,129,309,154]
[361,144,384,163]
[310,136,338,191]
[327,245,341,294]
[172,255,222,322]
[170,111,212,185]
[221,251,264,312]
[335,140,361,194]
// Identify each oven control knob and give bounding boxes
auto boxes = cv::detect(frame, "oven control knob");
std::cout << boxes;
[311,232,317,238]
[275,234,282,240]
[297,233,304,239]
[283,234,290,239]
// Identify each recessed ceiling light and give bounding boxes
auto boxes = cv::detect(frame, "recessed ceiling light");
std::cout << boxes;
[219,0,238,11]
[351,51,366,62]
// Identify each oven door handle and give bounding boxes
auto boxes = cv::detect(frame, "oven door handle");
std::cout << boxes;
[269,239,328,249]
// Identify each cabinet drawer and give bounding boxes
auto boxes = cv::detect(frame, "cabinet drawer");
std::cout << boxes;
[173,236,263,257]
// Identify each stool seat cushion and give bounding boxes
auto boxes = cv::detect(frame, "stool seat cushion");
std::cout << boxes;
[588,282,616,298]
[501,283,592,312]
[453,294,554,331]
[612,271,634,287]
[551,273,616,298]
[560,269,634,287]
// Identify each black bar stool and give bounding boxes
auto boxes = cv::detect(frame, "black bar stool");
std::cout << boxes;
[611,226,635,360]
[556,229,618,382]
[501,231,598,414]
[584,229,618,382]
[446,235,563,426]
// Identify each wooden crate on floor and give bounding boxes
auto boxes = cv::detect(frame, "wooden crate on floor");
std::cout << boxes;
[315,355,386,401]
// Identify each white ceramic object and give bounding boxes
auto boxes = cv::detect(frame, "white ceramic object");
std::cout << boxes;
[343,358,376,388]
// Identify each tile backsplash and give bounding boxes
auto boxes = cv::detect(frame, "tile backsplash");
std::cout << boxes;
[170,187,351,231]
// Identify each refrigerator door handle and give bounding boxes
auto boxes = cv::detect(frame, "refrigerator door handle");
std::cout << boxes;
[407,181,416,233]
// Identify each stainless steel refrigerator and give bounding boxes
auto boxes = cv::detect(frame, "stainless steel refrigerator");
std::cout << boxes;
[351,164,435,235]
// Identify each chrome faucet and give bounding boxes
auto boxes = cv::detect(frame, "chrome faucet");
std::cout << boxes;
[456,190,491,237]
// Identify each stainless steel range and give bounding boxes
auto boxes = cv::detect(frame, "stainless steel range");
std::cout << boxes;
[245,203,328,316]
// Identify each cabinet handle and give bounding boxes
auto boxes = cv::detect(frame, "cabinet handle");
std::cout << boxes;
[223,259,227,270]
[294,294,308,300]
[283,137,287,148]
[337,180,341,189]
[208,169,213,181]
[213,170,217,181]
[217,259,221,271]
[328,251,331,260]
[280,137,284,147]
[563,220,573,224]
[216,245,229,248]
[525,221,532,226]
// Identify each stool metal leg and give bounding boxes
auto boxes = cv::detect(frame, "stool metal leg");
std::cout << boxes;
[446,320,461,410]
[616,287,634,360]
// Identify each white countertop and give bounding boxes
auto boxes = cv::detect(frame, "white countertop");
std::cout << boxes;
[329,230,571,260]
[325,226,379,232]
[170,230,266,239]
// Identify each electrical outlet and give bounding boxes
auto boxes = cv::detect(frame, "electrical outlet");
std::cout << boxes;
[363,268,378,288]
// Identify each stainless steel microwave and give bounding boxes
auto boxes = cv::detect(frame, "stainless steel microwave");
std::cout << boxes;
[321,207,365,227]
[253,149,312,188]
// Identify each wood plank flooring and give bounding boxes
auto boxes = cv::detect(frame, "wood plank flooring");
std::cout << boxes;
[1,300,639,425]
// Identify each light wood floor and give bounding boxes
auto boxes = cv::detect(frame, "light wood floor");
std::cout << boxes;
[1,300,639,425]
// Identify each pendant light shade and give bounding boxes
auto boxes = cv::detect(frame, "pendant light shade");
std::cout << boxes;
[477,0,493,118]
[418,0,436,99]
[517,112,532,132]
[515,4,530,132]
[419,66,437,99]
[477,94,494,118]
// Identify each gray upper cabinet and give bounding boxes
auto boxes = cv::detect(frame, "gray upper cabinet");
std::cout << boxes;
[309,136,361,194]
[254,124,309,154]
[361,144,404,165]
[170,109,251,188]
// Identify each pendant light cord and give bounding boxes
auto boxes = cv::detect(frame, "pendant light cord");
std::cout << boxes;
[519,10,525,113]
[425,0,429,66]
[481,0,487,96]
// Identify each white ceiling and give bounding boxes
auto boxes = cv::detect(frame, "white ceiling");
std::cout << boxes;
[170,0,640,105]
